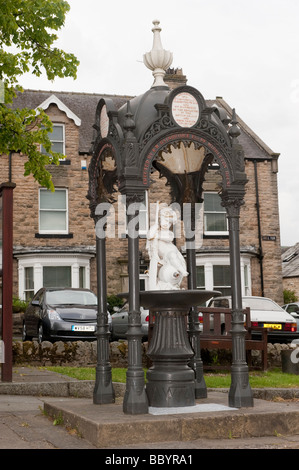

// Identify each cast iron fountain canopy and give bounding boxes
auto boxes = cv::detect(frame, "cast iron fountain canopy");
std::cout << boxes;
[88,19,253,414]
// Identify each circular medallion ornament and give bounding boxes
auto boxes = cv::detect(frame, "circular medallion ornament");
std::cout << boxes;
[100,105,109,138]
[171,92,199,128]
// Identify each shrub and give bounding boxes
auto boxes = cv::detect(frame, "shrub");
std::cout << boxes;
[12,297,29,313]
[107,294,124,313]
[283,289,298,304]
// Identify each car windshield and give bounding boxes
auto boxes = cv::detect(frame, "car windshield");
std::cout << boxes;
[242,297,283,311]
[46,290,97,306]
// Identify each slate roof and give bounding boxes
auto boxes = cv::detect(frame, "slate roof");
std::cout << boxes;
[11,89,278,159]
[12,89,132,154]
[208,98,278,161]
[282,243,299,278]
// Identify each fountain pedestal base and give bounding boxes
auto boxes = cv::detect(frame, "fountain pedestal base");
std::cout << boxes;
[146,308,195,408]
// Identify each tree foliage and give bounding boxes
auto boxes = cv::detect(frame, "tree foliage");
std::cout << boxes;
[0,0,79,190]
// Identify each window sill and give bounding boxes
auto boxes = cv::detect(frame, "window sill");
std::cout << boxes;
[35,233,73,239]
[203,234,229,239]
[44,159,71,165]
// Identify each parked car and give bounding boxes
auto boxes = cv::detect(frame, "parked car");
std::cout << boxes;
[111,303,149,341]
[206,296,299,343]
[22,287,111,343]
[282,302,299,333]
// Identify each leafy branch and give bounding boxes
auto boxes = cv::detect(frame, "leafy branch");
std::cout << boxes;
[0,0,79,189]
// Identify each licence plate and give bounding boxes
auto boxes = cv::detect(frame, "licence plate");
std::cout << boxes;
[263,323,282,330]
[71,325,95,332]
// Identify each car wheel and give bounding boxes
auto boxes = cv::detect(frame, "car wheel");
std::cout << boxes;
[22,323,33,341]
[38,323,45,344]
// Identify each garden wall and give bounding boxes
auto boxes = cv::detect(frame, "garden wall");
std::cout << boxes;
[12,340,291,369]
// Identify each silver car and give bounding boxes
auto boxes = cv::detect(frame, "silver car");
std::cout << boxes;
[111,303,149,341]
[207,296,299,343]
[282,302,299,334]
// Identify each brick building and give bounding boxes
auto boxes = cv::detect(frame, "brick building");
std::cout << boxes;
[0,70,283,305]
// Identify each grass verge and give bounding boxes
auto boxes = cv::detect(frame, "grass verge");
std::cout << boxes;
[42,366,299,388]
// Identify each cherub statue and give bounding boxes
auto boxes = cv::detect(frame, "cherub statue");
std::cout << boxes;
[146,202,188,290]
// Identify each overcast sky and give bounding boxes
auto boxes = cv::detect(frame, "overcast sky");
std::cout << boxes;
[19,0,299,247]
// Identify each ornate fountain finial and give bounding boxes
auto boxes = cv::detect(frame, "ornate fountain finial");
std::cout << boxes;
[123,101,136,138]
[143,20,173,88]
[228,108,241,141]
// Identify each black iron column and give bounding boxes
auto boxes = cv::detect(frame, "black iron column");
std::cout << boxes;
[93,211,115,404]
[184,203,207,398]
[222,195,253,408]
[123,202,148,414]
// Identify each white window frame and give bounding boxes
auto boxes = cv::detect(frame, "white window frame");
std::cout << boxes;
[43,265,72,288]
[41,123,65,157]
[39,188,68,234]
[196,254,252,299]
[17,254,93,300]
[203,191,228,236]
[24,266,34,301]
[212,264,231,296]
[139,273,150,291]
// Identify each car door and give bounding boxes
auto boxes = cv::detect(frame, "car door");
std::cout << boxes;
[25,290,41,335]
[24,299,35,336]
[31,290,44,336]
[112,303,129,338]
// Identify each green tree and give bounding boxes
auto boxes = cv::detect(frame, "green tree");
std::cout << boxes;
[0,0,79,190]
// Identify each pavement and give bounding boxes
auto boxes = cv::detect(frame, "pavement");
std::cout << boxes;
[1,366,299,452]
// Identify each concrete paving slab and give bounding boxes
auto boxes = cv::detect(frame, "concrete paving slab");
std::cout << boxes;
[11,366,78,382]
[0,395,97,449]
[0,366,125,398]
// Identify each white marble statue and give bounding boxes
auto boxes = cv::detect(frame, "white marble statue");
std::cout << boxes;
[146,203,188,290]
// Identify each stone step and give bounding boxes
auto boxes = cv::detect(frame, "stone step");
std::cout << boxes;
[43,391,299,448]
